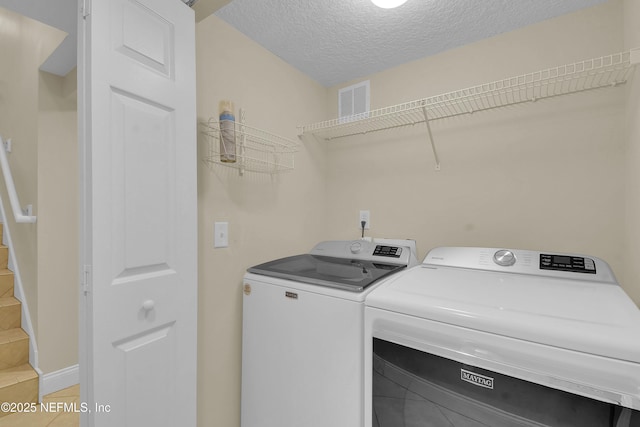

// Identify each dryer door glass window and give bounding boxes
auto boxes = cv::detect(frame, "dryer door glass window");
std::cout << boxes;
[372,338,640,427]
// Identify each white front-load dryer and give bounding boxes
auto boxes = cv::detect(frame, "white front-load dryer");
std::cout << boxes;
[365,247,640,427]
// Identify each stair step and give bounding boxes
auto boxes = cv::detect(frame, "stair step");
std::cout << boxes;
[0,246,6,270]
[0,297,21,331]
[0,269,13,298]
[0,363,38,418]
[0,329,28,370]
[0,224,38,419]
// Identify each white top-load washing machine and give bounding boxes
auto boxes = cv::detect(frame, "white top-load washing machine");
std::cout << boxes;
[365,247,640,427]
[241,239,419,427]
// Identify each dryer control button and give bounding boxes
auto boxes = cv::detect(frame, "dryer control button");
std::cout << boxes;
[350,241,363,254]
[494,250,516,267]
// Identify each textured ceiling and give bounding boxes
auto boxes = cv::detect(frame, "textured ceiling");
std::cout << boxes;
[216,0,608,87]
[0,0,608,82]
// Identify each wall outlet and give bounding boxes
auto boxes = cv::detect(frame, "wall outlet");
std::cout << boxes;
[214,222,229,248]
[359,210,370,230]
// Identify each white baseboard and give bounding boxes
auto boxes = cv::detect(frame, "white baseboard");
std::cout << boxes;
[40,364,79,399]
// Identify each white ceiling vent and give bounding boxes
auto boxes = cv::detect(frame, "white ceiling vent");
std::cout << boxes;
[339,80,370,123]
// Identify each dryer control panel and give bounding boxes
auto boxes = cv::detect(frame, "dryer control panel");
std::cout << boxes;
[540,254,596,274]
[423,247,617,284]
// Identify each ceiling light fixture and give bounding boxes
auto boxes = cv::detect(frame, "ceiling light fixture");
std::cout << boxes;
[371,0,408,9]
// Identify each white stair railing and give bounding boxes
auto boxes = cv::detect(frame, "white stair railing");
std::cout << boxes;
[0,136,36,223]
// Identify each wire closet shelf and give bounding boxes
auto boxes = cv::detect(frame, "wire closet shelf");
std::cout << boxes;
[201,116,299,174]
[299,50,639,141]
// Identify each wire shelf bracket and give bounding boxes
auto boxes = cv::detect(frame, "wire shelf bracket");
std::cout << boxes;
[421,104,440,171]
[299,48,640,171]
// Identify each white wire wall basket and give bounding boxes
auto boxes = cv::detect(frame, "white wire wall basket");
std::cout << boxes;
[299,49,639,169]
[201,113,299,174]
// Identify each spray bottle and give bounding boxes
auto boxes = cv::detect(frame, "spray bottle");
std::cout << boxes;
[219,100,236,163]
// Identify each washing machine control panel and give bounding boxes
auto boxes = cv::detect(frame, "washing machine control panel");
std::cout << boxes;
[310,240,418,267]
[540,254,596,274]
[373,245,402,258]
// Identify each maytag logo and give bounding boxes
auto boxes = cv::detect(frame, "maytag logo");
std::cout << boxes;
[461,369,494,389]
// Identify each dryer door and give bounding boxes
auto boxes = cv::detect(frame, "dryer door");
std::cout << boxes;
[372,338,640,427]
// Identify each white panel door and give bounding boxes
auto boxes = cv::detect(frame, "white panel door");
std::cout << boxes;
[78,0,197,426]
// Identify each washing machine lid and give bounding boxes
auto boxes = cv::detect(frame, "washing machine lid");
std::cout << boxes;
[248,254,406,292]
[366,247,640,363]
[248,240,417,292]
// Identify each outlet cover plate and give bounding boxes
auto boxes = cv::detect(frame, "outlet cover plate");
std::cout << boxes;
[359,210,370,230]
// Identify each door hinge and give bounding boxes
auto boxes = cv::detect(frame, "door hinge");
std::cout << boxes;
[82,0,92,18]
[82,265,92,296]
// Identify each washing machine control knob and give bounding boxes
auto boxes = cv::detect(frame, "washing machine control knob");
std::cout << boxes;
[350,241,363,254]
[494,249,516,267]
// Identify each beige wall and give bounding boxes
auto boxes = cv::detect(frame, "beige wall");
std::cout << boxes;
[195,15,328,427]
[37,70,79,374]
[0,7,65,344]
[623,0,640,306]
[325,1,632,297]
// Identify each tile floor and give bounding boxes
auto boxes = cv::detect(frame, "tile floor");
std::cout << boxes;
[0,384,79,427]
